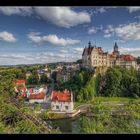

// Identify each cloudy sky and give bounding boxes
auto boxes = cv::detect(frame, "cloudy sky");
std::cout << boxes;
[0,6,140,65]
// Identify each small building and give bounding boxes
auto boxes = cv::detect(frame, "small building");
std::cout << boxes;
[51,89,74,113]
[13,80,26,87]
[13,80,26,94]
[26,71,32,79]
[17,92,26,99]
[18,86,27,93]
[57,70,70,83]
[28,92,46,104]
[33,87,40,94]
[37,69,45,79]
[45,71,51,79]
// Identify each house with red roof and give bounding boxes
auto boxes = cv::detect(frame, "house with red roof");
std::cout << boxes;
[13,80,26,87]
[13,79,26,96]
[51,89,74,113]
[28,92,46,104]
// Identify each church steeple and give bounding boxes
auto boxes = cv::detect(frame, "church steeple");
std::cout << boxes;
[113,42,120,55]
[88,41,91,48]
[114,42,118,52]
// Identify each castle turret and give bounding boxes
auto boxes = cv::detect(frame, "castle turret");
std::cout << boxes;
[113,42,120,55]
[114,42,118,52]
[88,41,91,48]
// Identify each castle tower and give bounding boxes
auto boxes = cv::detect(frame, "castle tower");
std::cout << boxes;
[113,42,120,55]
[88,41,91,48]
[114,42,118,52]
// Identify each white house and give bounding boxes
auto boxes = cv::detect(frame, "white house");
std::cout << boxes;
[51,89,74,113]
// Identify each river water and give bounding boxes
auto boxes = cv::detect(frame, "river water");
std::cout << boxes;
[46,115,83,134]
[45,116,140,134]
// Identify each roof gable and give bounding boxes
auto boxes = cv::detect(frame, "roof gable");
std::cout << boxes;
[51,90,72,102]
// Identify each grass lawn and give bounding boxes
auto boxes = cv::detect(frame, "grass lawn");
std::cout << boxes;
[74,97,140,108]
[74,102,90,108]
[91,97,140,103]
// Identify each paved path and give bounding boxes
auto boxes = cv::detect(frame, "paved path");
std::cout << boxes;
[47,79,54,96]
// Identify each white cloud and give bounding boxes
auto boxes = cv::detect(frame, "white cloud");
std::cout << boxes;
[0,7,33,16]
[120,47,140,53]
[0,31,17,42]
[88,25,103,35]
[92,7,118,15]
[115,39,126,43]
[97,7,106,13]
[103,22,140,40]
[127,7,140,13]
[0,51,82,65]
[34,7,91,28]
[104,34,112,38]
[134,16,140,19]
[72,47,84,54]
[60,50,68,53]
[28,32,80,46]
[0,7,91,28]
[88,27,97,34]
[120,47,140,56]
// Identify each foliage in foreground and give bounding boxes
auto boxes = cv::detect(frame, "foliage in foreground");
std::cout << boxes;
[80,102,140,133]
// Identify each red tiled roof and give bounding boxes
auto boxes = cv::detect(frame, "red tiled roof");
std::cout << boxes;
[121,55,135,61]
[18,87,27,92]
[96,47,103,54]
[109,54,117,58]
[17,93,26,99]
[51,90,71,102]
[13,80,25,85]
[29,92,46,99]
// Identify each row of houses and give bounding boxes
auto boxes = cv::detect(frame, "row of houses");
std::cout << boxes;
[13,79,47,103]
[26,69,51,80]
[13,79,74,113]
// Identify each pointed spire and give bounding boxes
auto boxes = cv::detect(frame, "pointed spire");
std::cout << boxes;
[88,41,91,48]
[113,42,119,54]
[114,42,118,48]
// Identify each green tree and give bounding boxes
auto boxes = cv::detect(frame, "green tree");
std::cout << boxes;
[27,75,39,85]
[39,74,50,84]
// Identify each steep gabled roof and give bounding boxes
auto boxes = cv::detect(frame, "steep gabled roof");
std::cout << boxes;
[51,89,72,102]
[13,80,26,85]
[82,48,86,56]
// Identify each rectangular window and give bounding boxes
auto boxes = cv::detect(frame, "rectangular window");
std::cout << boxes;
[65,106,68,110]
[56,105,59,109]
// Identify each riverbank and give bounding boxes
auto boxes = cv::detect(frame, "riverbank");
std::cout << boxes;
[40,97,140,120]
[45,99,140,134]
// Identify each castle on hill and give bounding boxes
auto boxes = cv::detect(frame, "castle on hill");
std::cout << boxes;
[82,42,137,71]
